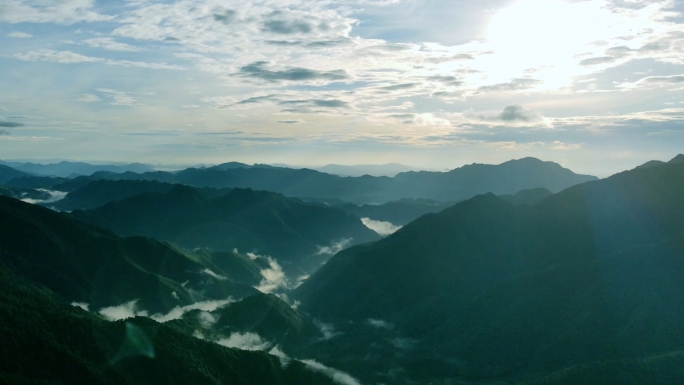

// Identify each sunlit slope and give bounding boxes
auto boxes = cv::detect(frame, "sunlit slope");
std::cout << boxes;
[294,162,684,381]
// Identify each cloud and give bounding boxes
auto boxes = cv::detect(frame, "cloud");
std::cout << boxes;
[71,302,89,311]
[96,88,137,106]
[201,268,227,281]
[21,189,68,205]
[99,300,148,321]
[0,0,113,24]
[477,78,542,93]
[151,298,235,323]
[197,311,218,327]
[254,255,289,293]
[7,31,32,38]
[313,319,341,340]
[236,61,348,83]
[361,218,402,236]
[0,121,24,127]
[217,332,271,351]
[97,297,234,323]
[413,113,451,127]
[262,20,313,35]
[294,274,310,288]
[269,345,291,367]
[10,50,183,70]
[301,360,362,385]
[213,9,237,24]
[464,105,545,123]
[316,238,351,255]
[277,120,302,124]
[640,75,684,84]
[77,94,100,102]
[367,318,394,329]
[390,337,419,350]
[80,37,144,52]
[579,56,619,66]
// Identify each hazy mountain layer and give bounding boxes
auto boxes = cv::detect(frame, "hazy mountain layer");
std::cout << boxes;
[70,185,380,275]
[0,164,31,184]
[52,179,233,211]
[0,160,155,177]
[54,157,597,204]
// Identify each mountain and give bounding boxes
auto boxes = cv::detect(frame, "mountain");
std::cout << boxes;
[304,190,548,229]
[0,160,155,177]
[70,186,380,275]
[293,161,684,384]
[192,292,322,350]
[328,198,456,226]
[3,175,70,189]
[0,265,336,385]
[634,153,683,170]
[314,163,417,177]
[52,180,233,211]
[0,185,51,201]
[0,195,361,385]
[0,196,266,314]
[0,164,31,184]
[498,187,552,206]
[54,157,597,205]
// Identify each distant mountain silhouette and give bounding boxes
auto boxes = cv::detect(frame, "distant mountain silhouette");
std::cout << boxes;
[0,164,31,184]
[294,161,684,383]
[70,186,380,275]
[634,153,683,170]
[0,160,155,177]
[314,163,416,177]
[498,187,552,205]
[52,179,233,211]
[53,157,597,204]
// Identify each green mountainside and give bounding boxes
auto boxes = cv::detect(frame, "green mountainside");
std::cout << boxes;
[294,161,684,383]
[70,185,380,274]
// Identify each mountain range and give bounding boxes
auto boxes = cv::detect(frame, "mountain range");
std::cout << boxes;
[293,156,684,384]
[2,154,683,385]
[0,160,156,177]
[70,185,380,276]
[47,157,596,204]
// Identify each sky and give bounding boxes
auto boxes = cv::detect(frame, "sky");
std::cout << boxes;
[1,0,683,176]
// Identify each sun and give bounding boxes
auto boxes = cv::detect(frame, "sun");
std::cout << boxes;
[482,0,615,87]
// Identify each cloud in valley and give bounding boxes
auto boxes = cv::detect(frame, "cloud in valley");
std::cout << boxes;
[99,300,148,321]
[217,332,271,351]
[361,218,402,236]
[316,239,351,255]
[367,318,394,330]
[252,254,289,293]
[313,319,341,340]
[301,360,362,385]
[150,297,235,322]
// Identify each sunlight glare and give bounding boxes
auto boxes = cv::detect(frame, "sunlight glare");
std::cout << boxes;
[480,0,650,88]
